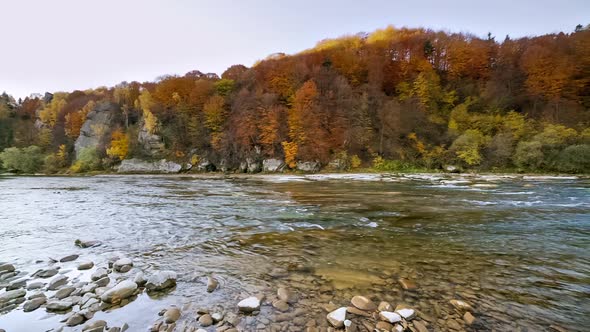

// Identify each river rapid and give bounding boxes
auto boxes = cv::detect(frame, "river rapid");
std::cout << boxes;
[0,173,588,332]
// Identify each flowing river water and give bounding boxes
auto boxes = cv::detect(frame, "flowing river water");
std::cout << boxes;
[0,173,588,332]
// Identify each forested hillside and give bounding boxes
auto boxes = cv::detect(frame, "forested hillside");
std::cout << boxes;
[1,25,590,173]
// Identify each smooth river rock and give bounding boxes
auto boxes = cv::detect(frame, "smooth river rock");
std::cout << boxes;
[327,307,347,328]
[78,261,94,270]
[100,280,137,304]
[47,275,69,290]
[351,295,376,311]
[0,264,15,273]
[113,258,133,273]
[23,297,46,312]
[164,307,181,323]
[91,268,108,281]
[145,271,177,291]
[238,296,261,313]
[60,254,79,263]
[46,299,74,311]
[379,311,402,324]
[0,289,26,303]
[35,268,58,278]
[206,276,218,292]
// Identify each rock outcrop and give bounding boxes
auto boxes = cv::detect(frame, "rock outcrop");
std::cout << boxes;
[138,121,165,156]
[262,159,286,172]
[117,159,182,174]
[74,102,119,158]
[296,161,321,172]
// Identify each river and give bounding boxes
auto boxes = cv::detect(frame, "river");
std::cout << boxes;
[0,173,588,332]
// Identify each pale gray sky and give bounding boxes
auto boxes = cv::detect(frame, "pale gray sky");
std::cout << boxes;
[1,0,588,99]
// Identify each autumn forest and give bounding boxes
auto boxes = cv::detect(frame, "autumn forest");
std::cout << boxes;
[1,25,590,173]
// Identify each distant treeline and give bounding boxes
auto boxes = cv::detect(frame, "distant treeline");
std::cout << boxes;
[1,25,590,173]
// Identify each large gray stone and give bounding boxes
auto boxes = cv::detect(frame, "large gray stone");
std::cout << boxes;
[0,289,26,303]
[262,159,286,172]
[100,280,137,304]
[296,161,321,172]
[145,271,177,291]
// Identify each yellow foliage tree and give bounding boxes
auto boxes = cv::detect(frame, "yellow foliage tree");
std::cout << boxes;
[203,95,226,151]
[281,141,298,169]
[39,93,67,127]
[106,129,129,160]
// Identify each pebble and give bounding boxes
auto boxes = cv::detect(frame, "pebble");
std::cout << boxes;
[378,301,393,312]
[82,320,107,331]
[0,289,26,303]
[47,275,69,290]
[238,296,261,312]
[206,276,218,292]
[78,261,95,270]
[46,299,74,311]
[164,307,181,323]
[91,268,108,281]
[398,278,417,290]
[272,299,289,312]
[113,258,133,273]
[100,280,138,304]
[351,295,376,311]
[375,321,394,330]
[449,299,473,311]
[198,313,213,326]
[145,271,177,291]
[35,268,59,278]
[463,312,475,325]
[95,276,110,287]
[277,287,298,303]
[23,297,46,312]
[60,254,79,262]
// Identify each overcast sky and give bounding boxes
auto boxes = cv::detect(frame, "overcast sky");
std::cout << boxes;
[1,0,588,99]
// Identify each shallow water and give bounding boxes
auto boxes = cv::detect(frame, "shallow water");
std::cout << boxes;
[0,173,589,331]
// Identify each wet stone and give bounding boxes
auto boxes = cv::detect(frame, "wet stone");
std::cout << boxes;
[78,261,95,270]
[91,268,108,281]
[0,264,15,273]
[198,313,213,326]
[27,281,45,290]
[113,258,133,273]
[398,278,417,290]
[35,268,58,278]
[82,320,107,331]
[206,276,218,292]
[23,297,46,312]
[238,296,261,313]
[145,271,177,291]
[60,254,79,263]
[55,286,76,299]
[48,275,69,290]
[164,307,181,323]
[0,289,26,303]
[46,299,74,311]
[351,295,376,311]
[95,276,110,287]
[463,312,475,325]
[272,299,289,312]
[327,307,347,328]
[66,313,86,326]
[7,278,27,290]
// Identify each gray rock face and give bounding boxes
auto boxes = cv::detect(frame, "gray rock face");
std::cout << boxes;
[74,102,119,158]
[138,121,165,156]
[262,159,286,172]
[100,280,137,304]
[296,161,321,172]
[246,158,262,173]
[117,159,182,174]
[145,271,177,291]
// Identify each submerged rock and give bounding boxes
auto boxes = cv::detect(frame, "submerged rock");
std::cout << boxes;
[206,276,218,293]
[35,268,58,278]
[450,299,473,311]
[145,271,177,291]
[351,295,376,311]
[75,239,102,248]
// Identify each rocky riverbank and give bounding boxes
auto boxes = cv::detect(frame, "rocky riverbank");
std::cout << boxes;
[0,239,484,332]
